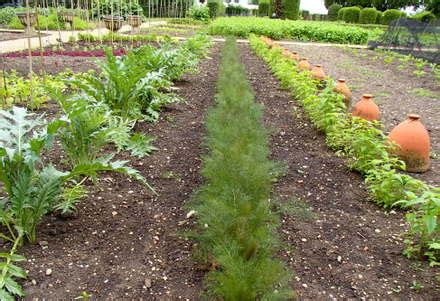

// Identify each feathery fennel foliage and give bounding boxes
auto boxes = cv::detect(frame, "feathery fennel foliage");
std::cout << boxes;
[192,37,293,300]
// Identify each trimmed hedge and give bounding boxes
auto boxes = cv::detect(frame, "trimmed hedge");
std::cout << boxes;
[208,17,376,44]
[359,7,378,24]
[382,9,405,25]
[376,11,383,24]
[207,0,219,19]
[337,7,347,21]
[282,0,300,20]
[301,10,310,20]
[411,11,436,23]
[343,6,361,23]
[259,0,270,16]
[328,3,342,21]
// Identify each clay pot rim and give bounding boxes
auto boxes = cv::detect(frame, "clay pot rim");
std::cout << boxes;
[408,114,421,121]
[315,64,322,67]
[337,78,346,82]
[362,94,374,99]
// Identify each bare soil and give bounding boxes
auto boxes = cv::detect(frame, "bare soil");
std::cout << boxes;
[285,44,440,186]
[239,44,439,299]
[19,44,221,299]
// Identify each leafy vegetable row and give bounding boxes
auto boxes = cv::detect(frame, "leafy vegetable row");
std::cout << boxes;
[191,37,293,300]
[208,17,383,45]
[249,34,439,266]
[0,34,213,299]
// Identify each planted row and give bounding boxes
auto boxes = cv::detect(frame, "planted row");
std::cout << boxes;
[0,34,213,299]
[191,37,293,299]
[249,35,439,265]
[208,17,382,44]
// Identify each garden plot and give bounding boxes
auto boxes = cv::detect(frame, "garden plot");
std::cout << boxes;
[16,43,221,299]
[285,44,439,186]
[239,43,438,299]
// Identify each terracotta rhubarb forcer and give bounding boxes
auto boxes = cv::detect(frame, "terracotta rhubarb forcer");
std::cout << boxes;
[298,57,311,71]
[352,94,380,121]
[388,114,431,172]
[333,78,352,108]
[311,64,326,81]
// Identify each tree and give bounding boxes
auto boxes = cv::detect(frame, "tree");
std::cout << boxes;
[426,0,440,16]
[325,0,336,8]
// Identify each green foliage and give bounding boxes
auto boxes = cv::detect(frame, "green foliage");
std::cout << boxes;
[8,13,94,30]
[187,5,210,23]
[92,0,144,17]
[359,7,378,24]
[343,6,361,23]
[225,5,251,16]
[281,0,300,20]
[259,0,270,16]
[0,107,66,244]
[0,235,27,300]
[193,37,293,300]
[208,17,377,44]
[381,9,405,25]
[207,0,223,19]
[0,7,15,25]
[328,3,342,21]
[337,7,346,20]
[411,11,436,23]
[398,188,440,265]
[0,71,68,110]
[376,10,383,23]
[249,34,439,265]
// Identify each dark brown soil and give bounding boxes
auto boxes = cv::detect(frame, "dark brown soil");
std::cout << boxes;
[19,44,221,299]
[0,41,158,76]
[0,30,49,41]
[284,44,439,186]
[239,44,440,299]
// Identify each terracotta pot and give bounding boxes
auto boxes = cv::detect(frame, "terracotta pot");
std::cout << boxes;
[311,64,326,81]
[298,58,311,71]
[333,78,352,108]
[388,114,431,172]
[351,94,380,121]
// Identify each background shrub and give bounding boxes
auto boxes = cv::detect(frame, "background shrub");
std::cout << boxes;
[8,13,93,30]
[187,5,210,22]
[359,7,378,24]
[411,11,436,23]
[281,0,300,20]
[207,0,219,19]
[382,9,405,25]
[226,5,250,16]
[343,6,361,23]
[337,7,347,20]
[376,11,383,24]
[328,3,342,21]
[0,7,15,25]
[301,9,310,20]
[259,0,270,16]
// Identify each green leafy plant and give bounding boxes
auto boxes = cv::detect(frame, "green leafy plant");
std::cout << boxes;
[192,37,293,300]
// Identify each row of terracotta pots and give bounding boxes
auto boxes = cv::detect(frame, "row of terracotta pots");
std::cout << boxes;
[260,37,431,173]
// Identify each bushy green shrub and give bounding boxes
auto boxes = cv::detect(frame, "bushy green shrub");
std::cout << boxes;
[343,6,361,23]
[301,9,310,20]
[282,0,300,20]
[207,0,219,19]
[0,7,15,25]
[411,11,436,23]
[382,9,405,25]
[259,0,270,16]
[208,17,377,44]
[337,7,346,20]
[226,5,250,16]
[359,7,378,24]
[376,11,383,24]
[187,5,210,22]
[328,3,342,21]
[8,13,93,30]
